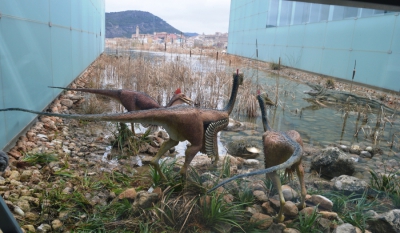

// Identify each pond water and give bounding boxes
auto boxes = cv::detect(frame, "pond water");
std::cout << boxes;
[104,49,400,180]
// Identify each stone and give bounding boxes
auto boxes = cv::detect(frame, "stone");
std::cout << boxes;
[331,175,368,194]
[311,147,355,178]
[14,206,25,216]
[226,139,260,158]
[310,195,333,211]
[282,185,298,201]
[268,223,286,233]
[132,191,159,209]
[283,228,300,233]
[349,145,361,155]
[244,159,259,166]
[22,225,36,232]
[20,170,33,182]
[37,223,52,233]
[25,212,40,221]
[253,190,269,202]
[118,188,137,200]
[262,202,276,216]
[282,201,298,217]
[333,223,357,233]
[367,209,400,233]
[60,99,74,107]
[52,219,63,230]
[250,213,274,229]
[359,151,372,158]
[8,170,20,181]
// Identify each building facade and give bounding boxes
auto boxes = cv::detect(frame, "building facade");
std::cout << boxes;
[0,1,105,150]
[228,0,400,91]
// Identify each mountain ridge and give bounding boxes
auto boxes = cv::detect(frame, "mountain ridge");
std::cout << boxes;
[106,10,185,38]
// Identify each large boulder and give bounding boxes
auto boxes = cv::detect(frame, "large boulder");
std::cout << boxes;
[367,209,400,233]
[226,139,261,159]
[331,175,368,194]
[311,147,355,178]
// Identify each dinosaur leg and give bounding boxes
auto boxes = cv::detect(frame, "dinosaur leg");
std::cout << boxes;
[267,172,285,223]
[130,122,136,136]
[295,162,306,210]
[180,143,202,178]
[150,139,179,181]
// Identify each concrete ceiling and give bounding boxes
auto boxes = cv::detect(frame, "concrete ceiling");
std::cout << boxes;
[288,0,400,11]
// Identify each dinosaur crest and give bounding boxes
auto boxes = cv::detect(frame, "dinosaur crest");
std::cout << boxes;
[174,88,181,94]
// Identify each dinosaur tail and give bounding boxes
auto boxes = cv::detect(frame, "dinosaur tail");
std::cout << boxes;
[207,133,302,193]
[0,108,166,126]
[49,86,121,101]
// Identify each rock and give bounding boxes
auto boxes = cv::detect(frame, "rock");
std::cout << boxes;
[367,209,400,233]
[118,188,137,200]
[226,139,260,158]
[14,205,25,216]
[244,159,260,166]
[8,170,20,181]
[268,223,286,233]
[349,145,361,155]
[52,219,63,230]
[333,223,357,233]
[22,225,36,232]
[262,202,276,216]
[132,191,159,209]
[20,170,33,182]
[310,195,333,211]
[253,190,268,202]
[25,212,40,221]
[250,213,274,229]
[311,147,355,178]
[37,223,52,233]
[282,201,298,217]
[359,151,372,158]
[282,185,298,201]
[331,175,368,194]
[283,228,300,233]
[60,99,74,107]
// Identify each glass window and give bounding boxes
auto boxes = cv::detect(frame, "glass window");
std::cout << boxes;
[344,7,358,18]
[267,0,279,27]
[279,1,293,26]
[332,6,345,20]
[361,8,374,17]
[309,4,321,23]
[320,5,330,21]
[293,2,310,25]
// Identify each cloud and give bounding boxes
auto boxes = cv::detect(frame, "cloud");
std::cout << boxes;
[105,0,230,34]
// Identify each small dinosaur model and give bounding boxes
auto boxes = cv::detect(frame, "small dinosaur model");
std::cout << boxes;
[2,72,241,180]
[208,92,306,223]
[50,86,193,132]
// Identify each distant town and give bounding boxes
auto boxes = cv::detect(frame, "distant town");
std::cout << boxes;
[106,25,228,51]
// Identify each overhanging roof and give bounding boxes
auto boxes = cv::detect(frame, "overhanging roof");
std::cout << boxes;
[287,0,400,11]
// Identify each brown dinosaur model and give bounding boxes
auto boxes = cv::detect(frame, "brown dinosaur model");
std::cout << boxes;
[207,92,306,223]
[50,86,193,132]
[2,72,241,180]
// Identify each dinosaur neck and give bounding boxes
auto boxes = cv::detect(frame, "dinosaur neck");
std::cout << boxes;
[257,95,271,131]
[223,73,240,115]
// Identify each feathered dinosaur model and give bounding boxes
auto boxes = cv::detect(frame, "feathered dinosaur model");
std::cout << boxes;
[1,71,241,180]
[208,91,306,222]
[50,86,193,133]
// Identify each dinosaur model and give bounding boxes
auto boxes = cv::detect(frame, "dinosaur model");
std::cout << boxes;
[50,86,193,133]
[2,72,241,180]
[208,92,306,223]
[304,82,397,114]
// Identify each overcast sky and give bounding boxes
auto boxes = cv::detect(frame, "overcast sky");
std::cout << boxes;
[105,0,231,34]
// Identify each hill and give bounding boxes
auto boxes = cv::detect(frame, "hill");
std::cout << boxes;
[106,10,182,38]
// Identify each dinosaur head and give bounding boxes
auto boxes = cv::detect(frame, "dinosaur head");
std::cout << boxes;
[304,82,323,96]
[167,88,194,107]
[257,91,275,106]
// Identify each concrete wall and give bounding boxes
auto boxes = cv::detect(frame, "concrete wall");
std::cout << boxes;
[0,0,105,150]
[228,0,400,91]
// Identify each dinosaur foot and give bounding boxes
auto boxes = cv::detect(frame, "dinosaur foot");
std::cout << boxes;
[273,214,285,223]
